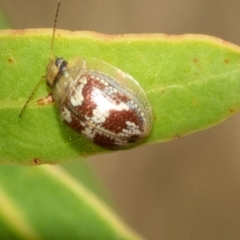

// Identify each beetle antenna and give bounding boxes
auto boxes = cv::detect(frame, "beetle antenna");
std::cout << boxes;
[50,0,61,59]
[18,77,45,118]
[19,0,61,118]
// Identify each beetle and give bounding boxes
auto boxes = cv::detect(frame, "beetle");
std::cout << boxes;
[20,0,153,150]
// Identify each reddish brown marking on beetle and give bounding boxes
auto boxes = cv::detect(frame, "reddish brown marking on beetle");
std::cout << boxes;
[94,133,116,148]
[87,75,106,90]
[224,59,230,64]
[61,106,85,133]
[73,76,107,118]
[113,92,130,104]
[37,94,54,105]
[103,109,143,134]
[87,76,106,90]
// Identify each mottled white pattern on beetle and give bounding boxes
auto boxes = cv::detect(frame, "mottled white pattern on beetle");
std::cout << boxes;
[92,87,129,111]
[69,72,132,124]
[92,108,107,124]
[82,127,95,140]
[57,70,150,147]
[70,77,87,107]
[83,120,142,141]
[61,109,143,145]
[62,107,72,123]
[120,121,142,136]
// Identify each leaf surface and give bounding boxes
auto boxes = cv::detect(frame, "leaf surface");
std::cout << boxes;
[1,29,240,164]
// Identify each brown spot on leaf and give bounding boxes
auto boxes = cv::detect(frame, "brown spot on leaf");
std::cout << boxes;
[7,57,15,63]
[229,108,236,114]
[224,59,230,64]
[193,58,198,64]
[33,158,41,164]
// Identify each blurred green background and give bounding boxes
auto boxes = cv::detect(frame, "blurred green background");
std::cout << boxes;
[1,1,240,239]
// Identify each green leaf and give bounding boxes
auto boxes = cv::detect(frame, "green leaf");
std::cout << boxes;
[0,11,142,240]
[0,163,142,240]
[1,29,240,164]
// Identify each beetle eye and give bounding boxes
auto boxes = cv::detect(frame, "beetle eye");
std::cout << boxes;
[55,58,68,74]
